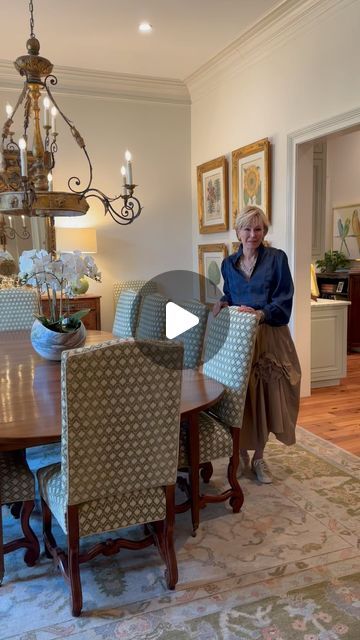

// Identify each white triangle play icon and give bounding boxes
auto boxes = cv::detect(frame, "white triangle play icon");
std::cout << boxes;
[166,302,199,339]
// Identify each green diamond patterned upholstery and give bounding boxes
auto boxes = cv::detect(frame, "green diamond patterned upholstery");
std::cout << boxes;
[37,339,183,538]
[0,451,35,504]
[174,300,208,369]
[203,308,258,426]
[179,308,258,467]
[112,289,141,338]
[178,412,232,467]
[113,280,157,309]
[0,288,37,331]
[136,293,168,340]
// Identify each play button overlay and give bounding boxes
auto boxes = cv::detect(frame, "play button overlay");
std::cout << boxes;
[136,269,230,369]
[166,302,199,339]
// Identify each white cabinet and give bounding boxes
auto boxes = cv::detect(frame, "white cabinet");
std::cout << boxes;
[311,299,351,388]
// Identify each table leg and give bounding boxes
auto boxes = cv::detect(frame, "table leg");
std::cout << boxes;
[188,412,200,536]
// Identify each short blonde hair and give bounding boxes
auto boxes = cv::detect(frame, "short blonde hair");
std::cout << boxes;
[235,205,269,236]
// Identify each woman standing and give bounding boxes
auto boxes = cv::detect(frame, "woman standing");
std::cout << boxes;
[213,205,301,484]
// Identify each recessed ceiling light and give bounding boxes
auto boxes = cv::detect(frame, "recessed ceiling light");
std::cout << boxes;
[138,22,152,33]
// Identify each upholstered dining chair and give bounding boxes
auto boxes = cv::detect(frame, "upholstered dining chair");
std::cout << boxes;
[135,292,168,340]
[37,339,183,616]
[113,279,157,310]
[177,307,258,533]
[0,288,38,331]
[112,289,141,338]
[0,451,40,584]
[174,299,208,369]
[0,288,39,519]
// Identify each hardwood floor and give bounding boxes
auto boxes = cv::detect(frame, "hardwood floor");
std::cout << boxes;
[298,353,360,456]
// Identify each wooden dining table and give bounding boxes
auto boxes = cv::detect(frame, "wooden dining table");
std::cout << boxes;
[0,330,224,533]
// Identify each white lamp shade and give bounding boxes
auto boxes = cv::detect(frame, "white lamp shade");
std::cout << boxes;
[55,227,97,254]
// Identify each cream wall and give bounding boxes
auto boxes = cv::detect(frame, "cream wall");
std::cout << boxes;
[57,95,192,330]
[188,0,360,395]
[0,86,192,331]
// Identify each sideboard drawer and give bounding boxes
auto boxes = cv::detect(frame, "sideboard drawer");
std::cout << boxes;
[41,295,101,330]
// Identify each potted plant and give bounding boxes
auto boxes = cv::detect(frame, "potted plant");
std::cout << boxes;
[315,250,350,273]
[19,249,101,360]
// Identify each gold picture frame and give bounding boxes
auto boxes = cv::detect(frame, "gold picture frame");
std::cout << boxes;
[197,156,229,233]
[232,138,271,228]
[198,243,228,306]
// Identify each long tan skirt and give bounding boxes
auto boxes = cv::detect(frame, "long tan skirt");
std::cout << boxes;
[240,324,301,450]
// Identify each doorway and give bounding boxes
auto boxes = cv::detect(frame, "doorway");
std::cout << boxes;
[287,106,360,397]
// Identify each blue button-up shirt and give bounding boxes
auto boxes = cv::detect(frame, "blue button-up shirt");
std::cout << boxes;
[220,244,294,326]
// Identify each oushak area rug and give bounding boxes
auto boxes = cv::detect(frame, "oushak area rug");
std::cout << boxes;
[1,427,360,640]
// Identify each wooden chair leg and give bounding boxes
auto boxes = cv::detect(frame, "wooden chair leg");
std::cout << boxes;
[42,497,56,559]
[3,500,40,567]
[228,428,244,512]
[21,500,40,566]
[67,505,82,617]
[200,462,213,483]
[152,486,178,590]
[163,485,178,589]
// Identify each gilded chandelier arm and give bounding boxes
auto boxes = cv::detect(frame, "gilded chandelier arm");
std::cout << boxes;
[84,187,142,225]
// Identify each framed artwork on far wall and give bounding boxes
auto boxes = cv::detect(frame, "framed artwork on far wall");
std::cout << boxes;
[197,156,229,233]
[198,243,228,306]
[232,137,271,228]
[333,204,360,260]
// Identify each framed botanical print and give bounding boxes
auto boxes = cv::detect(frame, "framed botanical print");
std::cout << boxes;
[232,138,271,227]
[333,204,360,260]
[198,243,228,306]
[197,156,229,233]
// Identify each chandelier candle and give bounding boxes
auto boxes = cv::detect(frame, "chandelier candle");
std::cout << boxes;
[43,97,50,127]
[18,138,28,177]
[125,150,133,185]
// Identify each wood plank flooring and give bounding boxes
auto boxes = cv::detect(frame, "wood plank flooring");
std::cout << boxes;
[298,353,360,456]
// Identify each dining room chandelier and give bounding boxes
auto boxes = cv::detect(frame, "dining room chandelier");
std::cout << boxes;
[0,0,142,226]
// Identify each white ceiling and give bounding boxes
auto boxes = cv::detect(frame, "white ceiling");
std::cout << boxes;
[1,0,282,81]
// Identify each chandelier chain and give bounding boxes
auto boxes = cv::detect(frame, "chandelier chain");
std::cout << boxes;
[29,0,35,38]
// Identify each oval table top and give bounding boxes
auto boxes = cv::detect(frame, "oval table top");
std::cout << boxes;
[0,330,224,451]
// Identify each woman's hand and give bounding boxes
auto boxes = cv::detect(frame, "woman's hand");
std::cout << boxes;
[213,301,229,317]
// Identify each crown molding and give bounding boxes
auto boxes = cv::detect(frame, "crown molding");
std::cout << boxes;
[0,60,190,106]
[186,0,357,103]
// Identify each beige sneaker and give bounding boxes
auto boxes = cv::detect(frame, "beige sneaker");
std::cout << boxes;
[251,458,272,484]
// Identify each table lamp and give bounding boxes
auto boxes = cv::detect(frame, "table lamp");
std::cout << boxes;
[55,227,97,294]
[55,227,97,254]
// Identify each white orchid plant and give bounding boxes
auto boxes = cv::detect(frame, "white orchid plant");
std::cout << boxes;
[19,249,101,333]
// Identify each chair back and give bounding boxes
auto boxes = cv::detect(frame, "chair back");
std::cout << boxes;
[112,289,141,338]
[174,299,208,368]
[0,288,37,331]
[60,339,183,505]
[136,293,168,340]
[203,307,258,427]
[113,280,157,309]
